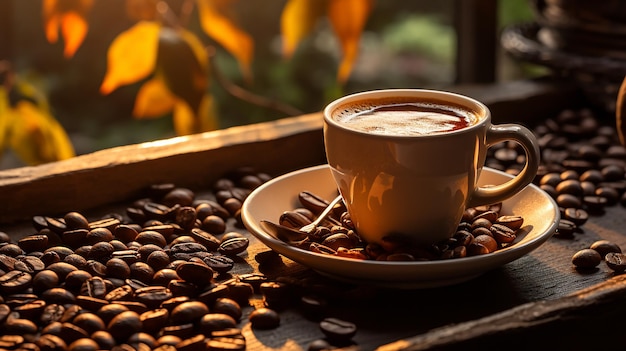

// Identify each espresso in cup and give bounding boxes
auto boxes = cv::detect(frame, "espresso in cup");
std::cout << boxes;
[331,97,478,136]
[323,89,540,247]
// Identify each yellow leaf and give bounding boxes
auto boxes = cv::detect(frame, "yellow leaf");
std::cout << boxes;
[100,21,161,95]
[280,0,328,58]
[8,100,75,165]
[133,77,177,118]
[157,27,208,114]
[197,0,254,80]
[125,0,158,21]
[172,101,196,136]
[172,94,218,135]
[327,0,372,82]
[42,0,94,58]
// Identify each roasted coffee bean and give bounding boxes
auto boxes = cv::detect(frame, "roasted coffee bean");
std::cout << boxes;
[33,270,60,293]
[212,298,242,321]
[64,270,93,291]
[42,287,76,305]
[18,234,49,253]
[199,313,237,334]
[73,312,106,334]
[83,260,107,277]
[89,217,121,232]
[563,208,589,226]
[589,240,622,257]
[91,330,116,350]
[65,253,87,269]
[319,317,357,342]
[605,252,626,272]
[249,307,280,329]
[583,195,608,212]
[175,261,214,287]
[134,286,173,309]
[0,270,32,294]
[203,255,235,274]
[572,248,602,269]
[169,301,209,325]
[556,194,582,208]
[76,295,108,311]
[106,258,131,279]
[555,219,577,238]
[107,311,142,342]
[13,299,46,320]
[86,227,113,245]
[15,255,46,273]
[136,231,167,248]
[218,237,249,257]
[67,338,99,351]
[37,334,67,351]
[189,228,221,251]
[80,276,107,298]
[490,224,517,244]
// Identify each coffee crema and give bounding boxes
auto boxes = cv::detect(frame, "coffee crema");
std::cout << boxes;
[332,97,479,136]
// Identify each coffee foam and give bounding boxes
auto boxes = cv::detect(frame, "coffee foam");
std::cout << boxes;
[332,100,478,136]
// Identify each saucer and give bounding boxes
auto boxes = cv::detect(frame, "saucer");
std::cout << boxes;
[241,165,559,289]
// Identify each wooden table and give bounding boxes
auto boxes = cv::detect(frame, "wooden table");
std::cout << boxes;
[1,79,625,350]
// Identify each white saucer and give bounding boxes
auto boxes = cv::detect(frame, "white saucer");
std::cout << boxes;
[242,165,559,289]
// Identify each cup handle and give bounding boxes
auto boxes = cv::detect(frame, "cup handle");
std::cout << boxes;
[467,123,540,207]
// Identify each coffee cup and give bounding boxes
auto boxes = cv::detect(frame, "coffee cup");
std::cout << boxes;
[323,89,540,247]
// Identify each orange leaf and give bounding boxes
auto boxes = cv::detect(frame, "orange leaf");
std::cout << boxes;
[60,11,88,58]
[133,77,177,118]
[327,0,372,82]
[100,21,161,95]
[280,0,328,58]
[42,0,94,58]
[197,0,254,80]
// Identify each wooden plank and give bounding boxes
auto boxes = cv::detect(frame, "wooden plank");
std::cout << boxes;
[0,113,325,223]
[375,274,626,350]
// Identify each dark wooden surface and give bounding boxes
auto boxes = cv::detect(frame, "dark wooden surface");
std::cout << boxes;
[1,79,623,350]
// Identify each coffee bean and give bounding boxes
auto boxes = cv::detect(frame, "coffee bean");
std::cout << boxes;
[589,240,622,257]
[107,310,142,342]
[319,317,357,342]
[249,307,280,329]
[572,248,602,269]
[199,313,237,334]
[218,237,249,257]
[563,208,589,226]
[605,252,626,273]
[176,262,214,287]
[170,301,209,325]
[212,298,242,321]
[0,270,32,294]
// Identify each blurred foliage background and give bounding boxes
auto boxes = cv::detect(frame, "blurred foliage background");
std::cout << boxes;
[0,0,536,169]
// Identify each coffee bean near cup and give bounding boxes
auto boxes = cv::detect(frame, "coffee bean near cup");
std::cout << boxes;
[323,89,540,248]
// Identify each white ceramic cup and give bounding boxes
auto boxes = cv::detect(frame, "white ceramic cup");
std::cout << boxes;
[323,89,540,247]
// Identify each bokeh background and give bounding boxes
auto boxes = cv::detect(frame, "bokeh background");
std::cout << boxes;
[0,0,538,169]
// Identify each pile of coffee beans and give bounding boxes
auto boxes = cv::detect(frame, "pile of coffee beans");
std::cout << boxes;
[276,191,525,261]
[483,108,626,271]
[485,108,626,237]
[0,167,360,351]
